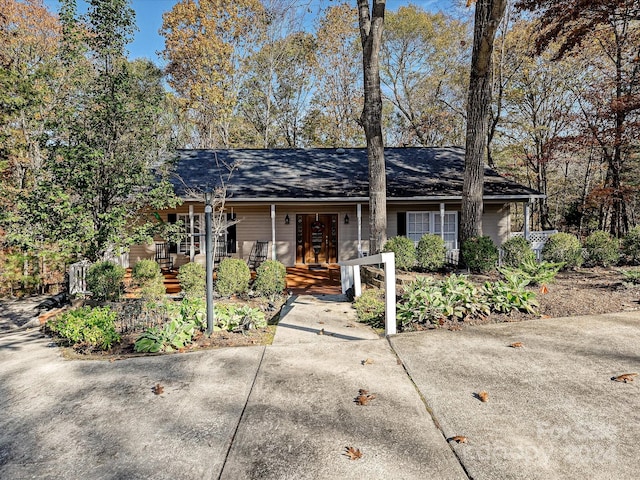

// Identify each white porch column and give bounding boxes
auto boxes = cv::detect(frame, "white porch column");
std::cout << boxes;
[439,202,445,242]
[270,204,276,261]
[524,202,531,241]
[357,203,363,256]
[189,204,195,262]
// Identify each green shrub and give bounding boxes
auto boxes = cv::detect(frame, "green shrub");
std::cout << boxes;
[583,231,619,267]
[501,236,535,268]
[86,261,126,301]
[541,232,583,268]
[216,258,251,296]
[461,236,498,273]
[622,226,640,265]
[253,260,287,298]
[132,259,165,301]
[178,262,206,299]
[382,236,416,271]
[353,288,385,329]
[214,304,267,331]
[416,234,446,271]
[48,306,120,350]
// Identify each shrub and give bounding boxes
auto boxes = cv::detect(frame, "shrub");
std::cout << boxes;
[86,261,126,301]
[353,288,385,329]
[416,234,446,271]
[583,231,619,267]
[178,262,206,299]
[132,259,165,301]
[541,232,583,268]
[382,236,416,271]
[461,236,498,273]
[482,279,538,314]
[253,260,287,298]
[501,236,535,268]
[216,258,251,296]
[622,226,640,265]
[48,306,120,350]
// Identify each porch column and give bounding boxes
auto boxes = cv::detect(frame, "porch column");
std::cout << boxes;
[524,202,531,241]
[270,204,276,261]
[357,204,362,256]
[439,203,445,242]
[189,204,195,262]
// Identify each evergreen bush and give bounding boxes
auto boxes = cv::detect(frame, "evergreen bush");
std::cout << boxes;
[353,288,385,329]
[541,232,583,268]
[178,262,206,299]
[583,230,619,267]
[461,236,498,273]
[501,236,535,268]
[622,226,640,265]
[253,260,287,298]
[86,261,125,301]
[216,258,251,296]
[382,236,416,271]
[416,234,446,271]
[132,259,165,301]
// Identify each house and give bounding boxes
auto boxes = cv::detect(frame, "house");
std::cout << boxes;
[129,147,543,268]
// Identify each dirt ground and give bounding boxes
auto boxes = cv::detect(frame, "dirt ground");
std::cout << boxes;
[466,266,640,326]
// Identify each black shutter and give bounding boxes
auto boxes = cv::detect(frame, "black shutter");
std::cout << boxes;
[167,213,177,254]
[397,212,406,236]
[226,213,237,253]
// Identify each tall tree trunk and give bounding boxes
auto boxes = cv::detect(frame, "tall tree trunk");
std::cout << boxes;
[461,0,507,243]
[357,0,387,254]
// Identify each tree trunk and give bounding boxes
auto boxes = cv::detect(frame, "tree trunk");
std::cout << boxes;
[461,0,507,243]
[357,0,387,254]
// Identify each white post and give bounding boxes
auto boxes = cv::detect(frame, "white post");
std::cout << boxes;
[381,252,396,336]
[270,204,276,261]
[524,202,531,241]
[189,204,195,262]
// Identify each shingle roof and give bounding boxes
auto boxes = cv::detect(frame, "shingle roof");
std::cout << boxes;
[171,147,542,202]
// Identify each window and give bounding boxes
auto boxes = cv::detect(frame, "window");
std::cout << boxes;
[178,214,202,255]
[407,211,458,250]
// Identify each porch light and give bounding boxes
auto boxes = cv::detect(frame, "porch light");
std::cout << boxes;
[285,214,290,225]
[344,214,349,224]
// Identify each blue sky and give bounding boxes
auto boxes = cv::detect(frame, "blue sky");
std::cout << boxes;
[43,1,465,66]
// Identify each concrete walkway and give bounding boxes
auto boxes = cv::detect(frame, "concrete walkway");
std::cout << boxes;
[1,296,639,479]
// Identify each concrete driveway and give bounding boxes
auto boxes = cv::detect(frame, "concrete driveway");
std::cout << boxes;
[390,312,640,480]
[1,296,639,479]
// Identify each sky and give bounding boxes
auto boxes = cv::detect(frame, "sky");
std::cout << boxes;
[43,0,465,67]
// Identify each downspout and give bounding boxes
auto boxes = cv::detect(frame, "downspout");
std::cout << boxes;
[439,202,445,243]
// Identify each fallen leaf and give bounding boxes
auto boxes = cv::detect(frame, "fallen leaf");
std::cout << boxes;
[540,284,549,294]
[358,388,369,395]
[361,358,374,365]
[317,328,324,335]
[612,373,638,383]
[397,358,403,365]
[344,446,362,460]
[355,391,376,405]
[509,342,524,348]
[478,391,489,402]
[449,435,467,444]
[152,383,164,395]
